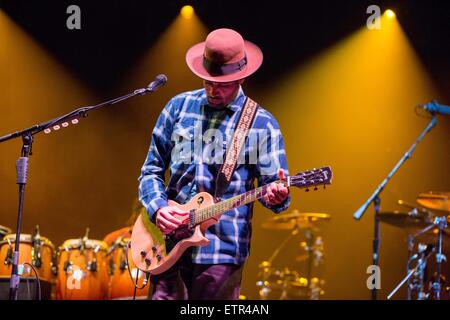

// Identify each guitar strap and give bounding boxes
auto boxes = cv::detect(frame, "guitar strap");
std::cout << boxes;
[214,97,259,201]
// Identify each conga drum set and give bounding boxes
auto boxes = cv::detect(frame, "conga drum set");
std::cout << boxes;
[0,226,150,300]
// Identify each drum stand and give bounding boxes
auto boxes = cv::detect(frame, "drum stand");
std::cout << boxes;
[388,216,447,300]
[257,227,300,300]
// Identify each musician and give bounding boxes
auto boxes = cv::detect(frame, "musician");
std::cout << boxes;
[138,28,290,300]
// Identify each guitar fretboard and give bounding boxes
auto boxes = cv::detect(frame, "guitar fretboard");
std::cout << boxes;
[193,181,284,225]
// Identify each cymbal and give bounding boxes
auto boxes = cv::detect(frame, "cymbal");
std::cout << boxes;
[261,210,331,230]
[416,227,450,244]
[379,211,433,229]
[417,192,450,213]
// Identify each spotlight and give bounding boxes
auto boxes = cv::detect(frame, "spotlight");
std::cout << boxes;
[384,9,396,19]
[180,5,194,19]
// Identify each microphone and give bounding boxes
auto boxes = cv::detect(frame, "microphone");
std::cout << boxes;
[420,101,450,115]
[147,74,167,92]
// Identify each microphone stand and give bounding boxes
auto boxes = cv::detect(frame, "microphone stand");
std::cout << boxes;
[352,115,437,300]
[0,81,163,300]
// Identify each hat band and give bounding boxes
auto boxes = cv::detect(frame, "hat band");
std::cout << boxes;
[203,55,247,76]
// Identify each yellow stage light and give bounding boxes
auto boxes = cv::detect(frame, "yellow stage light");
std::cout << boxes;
[180,5,194,19]
[384,9,396,19]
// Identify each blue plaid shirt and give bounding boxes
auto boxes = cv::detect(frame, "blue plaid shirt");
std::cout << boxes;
[138,86,290,265]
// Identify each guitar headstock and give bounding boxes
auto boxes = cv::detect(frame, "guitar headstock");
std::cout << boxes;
[289,166,333,191]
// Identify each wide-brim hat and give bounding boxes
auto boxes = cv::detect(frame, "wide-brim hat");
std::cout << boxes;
[186,28,263,83]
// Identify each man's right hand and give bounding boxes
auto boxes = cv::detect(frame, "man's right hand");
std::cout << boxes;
[155,206,189,235]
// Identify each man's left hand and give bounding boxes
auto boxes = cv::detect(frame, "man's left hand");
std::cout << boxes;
[263,169,289,206]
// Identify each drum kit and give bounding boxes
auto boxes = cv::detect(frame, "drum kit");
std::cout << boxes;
[257,210,330,300]
[0,226,150,300]
[381,191,450,300]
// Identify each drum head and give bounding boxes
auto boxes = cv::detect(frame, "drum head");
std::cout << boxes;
[60,238,108,251]
[1,233,55,250]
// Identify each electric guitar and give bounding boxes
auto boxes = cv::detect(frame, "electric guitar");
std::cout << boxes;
[130,166,333,275]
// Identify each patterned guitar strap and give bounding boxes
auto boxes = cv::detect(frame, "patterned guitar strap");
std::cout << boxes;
[214,97,259,201]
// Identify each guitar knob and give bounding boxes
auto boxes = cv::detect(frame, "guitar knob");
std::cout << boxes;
[314,187,318,191]
[140,250,147,258]
[152,246,157,254]
[145,258,151,267]
[156,255,162,262]
[305,189,310,192]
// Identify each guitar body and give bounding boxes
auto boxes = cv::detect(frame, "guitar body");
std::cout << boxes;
[130,192,218,275]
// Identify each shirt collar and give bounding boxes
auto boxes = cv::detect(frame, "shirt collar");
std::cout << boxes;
[200,86,246,114]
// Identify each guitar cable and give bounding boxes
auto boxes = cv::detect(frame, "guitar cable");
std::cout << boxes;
[124,240,151,299]
[23,262,41,300]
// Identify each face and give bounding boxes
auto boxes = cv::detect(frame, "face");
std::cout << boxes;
[203,79,244,108]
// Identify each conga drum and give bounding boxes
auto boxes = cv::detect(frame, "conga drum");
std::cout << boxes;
[56,238,109,300]
[0,233,55,281]
[108,237,150,299]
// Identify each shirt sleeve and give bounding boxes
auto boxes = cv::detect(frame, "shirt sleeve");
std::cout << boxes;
[255,116,291,214]
[138,99,177,221]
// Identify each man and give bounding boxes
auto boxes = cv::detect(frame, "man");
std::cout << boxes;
[138,28,290,300]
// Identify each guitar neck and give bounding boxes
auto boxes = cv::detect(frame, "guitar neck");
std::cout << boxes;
[191,166,333,226]
[193,179,288,225]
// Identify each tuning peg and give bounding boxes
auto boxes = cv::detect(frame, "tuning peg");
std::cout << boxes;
[305,188,310,192]
[323,185,326,189]
[314,187,318,191]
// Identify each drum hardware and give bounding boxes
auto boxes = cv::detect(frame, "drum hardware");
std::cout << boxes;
[87,259,98,272]
[108,259,115,276]
[63,247,71,273]
[407,243,434,300]
[388,214,448,300]
[80,228,90,254]
[119,257,127,271]
[31,225,42,269]
[4,239,13,266]
[257,211,329,300]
